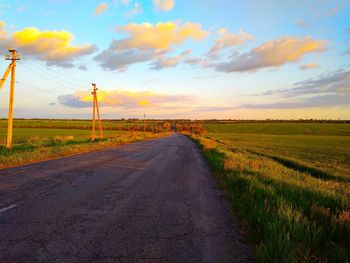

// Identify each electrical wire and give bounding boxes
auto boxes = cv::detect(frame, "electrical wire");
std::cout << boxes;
[20,62,77,92]
[16,81,60,96]
[24,59,86,87]
[37,61,88,85]
[7,58,105,102]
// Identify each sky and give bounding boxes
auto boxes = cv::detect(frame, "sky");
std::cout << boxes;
[0,0,349,119]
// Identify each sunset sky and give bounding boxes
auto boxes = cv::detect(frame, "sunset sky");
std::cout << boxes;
[0,0,349,119]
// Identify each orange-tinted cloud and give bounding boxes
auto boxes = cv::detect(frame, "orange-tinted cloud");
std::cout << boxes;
[153,0,175,12]
[209,28,253,54]
[0,21,6,39]
[299,63,319,70]
[58,89,195,108]
[113,22,208,50]
[6,27,96,67]
[95,21,208,71]
[95,2,107,16]
[214,36,326,72]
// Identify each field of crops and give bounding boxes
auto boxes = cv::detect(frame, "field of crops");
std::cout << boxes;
[197,122,350,262]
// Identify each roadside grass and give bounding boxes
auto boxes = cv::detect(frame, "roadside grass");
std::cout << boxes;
[0,131,167,169]
[189,126,350,262]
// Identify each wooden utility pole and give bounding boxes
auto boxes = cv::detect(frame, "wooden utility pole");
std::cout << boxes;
[0,49,20,149]
[91,83,103,141]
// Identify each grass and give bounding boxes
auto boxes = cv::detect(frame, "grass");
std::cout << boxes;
[190,122,350,263]
[0,120,168,169]
[0,127,127,142]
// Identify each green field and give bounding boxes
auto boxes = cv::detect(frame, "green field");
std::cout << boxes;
[0,119,136,130]
[0,127,127,144]
[0,119,173,145]
[0,119,167,132]
[0,119,167,168]
[196,122,350,262]
[205,122,350,136]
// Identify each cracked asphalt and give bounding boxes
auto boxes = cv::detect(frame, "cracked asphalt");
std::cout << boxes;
[0,133,253,262]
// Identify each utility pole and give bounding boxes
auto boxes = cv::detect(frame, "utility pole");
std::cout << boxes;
[0,49,20,149]
[91,83,103,141]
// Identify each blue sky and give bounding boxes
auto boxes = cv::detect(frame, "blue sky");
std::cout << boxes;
[0,0,349,119]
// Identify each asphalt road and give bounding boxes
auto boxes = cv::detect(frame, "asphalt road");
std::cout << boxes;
[0,133,252,262]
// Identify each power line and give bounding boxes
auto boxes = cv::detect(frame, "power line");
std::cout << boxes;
[24,59,86,87]
[20,62,77,92]
[16,81,60,96]
[42,62,88,85]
